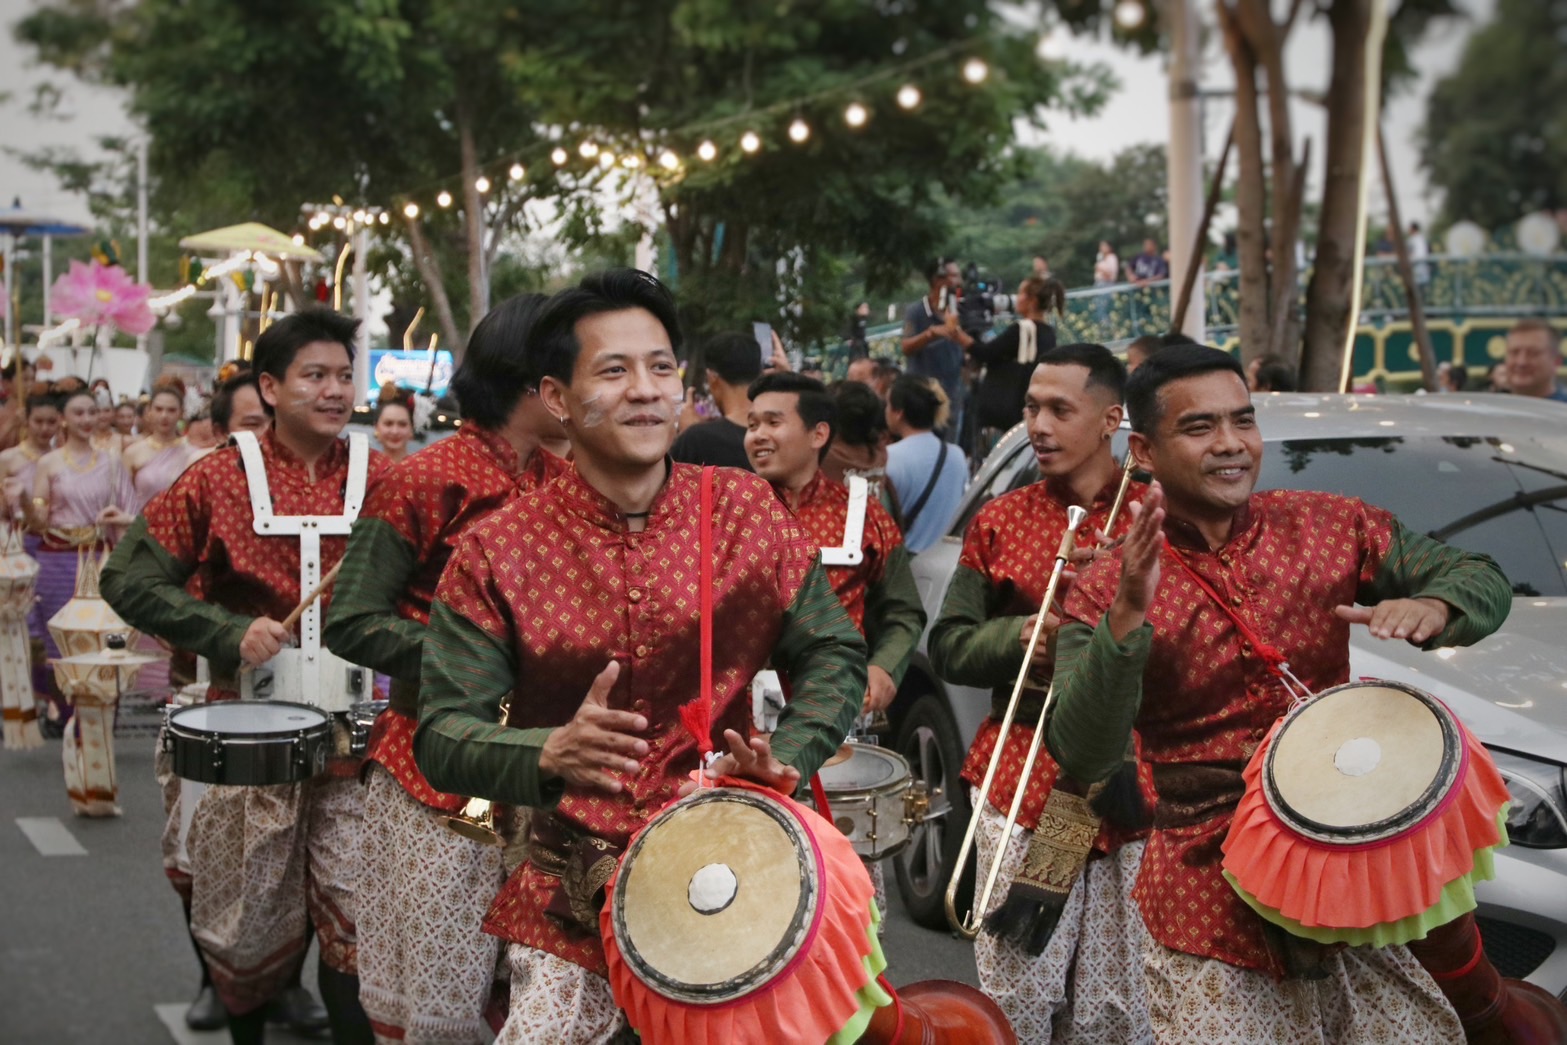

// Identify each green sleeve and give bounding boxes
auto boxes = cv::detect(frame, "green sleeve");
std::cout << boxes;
[862,545,926,684]
[99,517,252,677]
[413,598,563,809]
[322,517,425,683]
[1045,619,1152,784]
[1359,517,1512,648]
[770,561,868,780]
[927,564,1031,687]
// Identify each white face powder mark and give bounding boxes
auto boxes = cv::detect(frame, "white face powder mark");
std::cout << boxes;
[576,392,607,428]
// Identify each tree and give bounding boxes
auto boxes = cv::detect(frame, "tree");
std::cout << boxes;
[1420,0,1567,231]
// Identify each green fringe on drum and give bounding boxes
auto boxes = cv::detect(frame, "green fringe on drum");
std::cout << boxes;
[1225,811,1508,948]
[828,901,893,1045]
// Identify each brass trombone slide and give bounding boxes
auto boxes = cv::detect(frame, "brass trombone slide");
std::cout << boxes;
[945,503,1089,939]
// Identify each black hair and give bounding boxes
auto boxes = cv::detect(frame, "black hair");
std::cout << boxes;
[1038,342,1127,402]
[1125,344,1247,434]
[374,398,414,423]
[747,371,837,462]
[924,257,953,284]
[24,394,60,418]
[1254,361,1297,393]
[60,388,97,412]
[251,308,359,415]
[888,374,942,431]
[703,332,765,387]
[448,292,550,428]
[210,371,261,434]
[829,381,888,450]
[532,269,682,386]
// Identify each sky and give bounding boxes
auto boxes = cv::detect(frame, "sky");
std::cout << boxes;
[0,0,1497,239]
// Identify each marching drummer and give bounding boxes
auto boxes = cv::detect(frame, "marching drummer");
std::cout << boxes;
[1047,344,1513,1042]
[927,342,1157,1043]
[323,293,568,1044]
[101,309,389,1045]
[414,269,868,1044]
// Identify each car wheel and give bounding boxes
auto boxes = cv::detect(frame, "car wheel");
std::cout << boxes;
[893,691,974,930]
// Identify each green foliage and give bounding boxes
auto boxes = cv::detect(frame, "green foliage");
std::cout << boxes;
[1420,0,1567,230]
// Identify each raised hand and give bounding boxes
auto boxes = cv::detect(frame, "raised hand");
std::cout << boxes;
[539,661,650,794]
[1334,598,1450,644]
[1108,482,1165,640]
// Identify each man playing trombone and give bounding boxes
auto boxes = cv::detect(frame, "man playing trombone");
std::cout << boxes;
[929,342,1155,1043]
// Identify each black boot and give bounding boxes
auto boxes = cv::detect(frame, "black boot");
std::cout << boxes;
[225,1005,267,1045]
[181,895,226,1030]
[266,922,328,1034]
[317,962,374,1045]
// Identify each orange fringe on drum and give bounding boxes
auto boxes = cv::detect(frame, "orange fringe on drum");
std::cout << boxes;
[1222,720,1510,933]
[601,778,880,1045]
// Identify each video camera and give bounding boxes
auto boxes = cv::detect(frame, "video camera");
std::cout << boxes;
[956,262,1014,339]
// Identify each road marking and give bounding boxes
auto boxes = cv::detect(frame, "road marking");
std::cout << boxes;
[15,817,86,856]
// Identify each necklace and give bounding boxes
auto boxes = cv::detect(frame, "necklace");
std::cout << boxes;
[143,434,180,451]
[624,510,650,519]
[63,446,98,474]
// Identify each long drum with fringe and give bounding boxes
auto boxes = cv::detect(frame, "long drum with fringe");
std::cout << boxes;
[602,779,890,1045]
[1221,679,1510,946]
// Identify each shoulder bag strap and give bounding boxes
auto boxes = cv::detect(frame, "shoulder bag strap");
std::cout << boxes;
[901,437,949,534]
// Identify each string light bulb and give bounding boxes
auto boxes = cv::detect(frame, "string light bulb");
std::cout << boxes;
[599,151,615,168]
[740,131,761,153]
[403,202,420,219]
[845,103,869,128]
[697,140,718,161]
[509,163,526,181]
[475,176,491,193]
[332,216,347,230]
[788,118,811,143]
[658,149,680,170]
[622,153,641,168]
[1036,29,1067,61]
[291,234,305,245]
[436,190,453,208]
[962,58,989,84]
[551,147,569,166]
[897,84,922,109]
[1114,0,1147,28]
[378,212,390,225]
[579,141,599,159]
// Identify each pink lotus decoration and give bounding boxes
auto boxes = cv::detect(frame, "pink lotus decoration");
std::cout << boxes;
[50,260,155,337]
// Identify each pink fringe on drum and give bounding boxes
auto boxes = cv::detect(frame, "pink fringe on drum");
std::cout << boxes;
[601,777,880,1045]
[1222,715,1510,935]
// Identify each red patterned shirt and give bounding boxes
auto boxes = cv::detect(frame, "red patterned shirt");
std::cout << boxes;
[777,470,903,634]
[940,474,1156,836]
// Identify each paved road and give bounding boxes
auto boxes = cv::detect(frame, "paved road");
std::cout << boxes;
[1,724,979,1044]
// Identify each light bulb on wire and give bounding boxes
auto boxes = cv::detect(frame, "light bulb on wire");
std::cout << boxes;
[474,176,491,194]
[896,84,922,110]
[599,151,615,168]
[579,141,599,159]
[788,118,811,144]
[658,150,680,170]
[622,153,641,168]
[1114,0,1146,28]
[697,140,718,161]
[551,147,568,166]
[436,190,453,208]
[845,103,869,128]
[509,163,526,181]
[403,202,420,219]
[962,58,989,84]
[740,131,761,153]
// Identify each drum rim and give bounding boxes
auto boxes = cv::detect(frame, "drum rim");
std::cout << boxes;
[812,744,913,799]
[1262,679,1463,845]
[166,699,332,741]
[610,786,822,1005]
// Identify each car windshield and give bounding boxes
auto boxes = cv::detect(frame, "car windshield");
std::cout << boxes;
[1258,436,1567,597]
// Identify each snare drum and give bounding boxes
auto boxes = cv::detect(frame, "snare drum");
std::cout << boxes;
[348,700,388,757]
[802,743,922,860]
[163,701,331,786]
[1222,679,1511,947]
[602,782,887,1044]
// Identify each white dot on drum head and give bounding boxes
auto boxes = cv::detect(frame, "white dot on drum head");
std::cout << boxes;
[1334,736,1382,777]
[687,863,738,915]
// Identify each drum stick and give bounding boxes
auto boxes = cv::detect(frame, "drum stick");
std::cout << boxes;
[280,560,344,633]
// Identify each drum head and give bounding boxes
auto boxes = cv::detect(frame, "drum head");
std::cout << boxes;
[169,701,328,737]
[1265,681,1461,844]
[611,788,819,1005]
[814,744,909,795]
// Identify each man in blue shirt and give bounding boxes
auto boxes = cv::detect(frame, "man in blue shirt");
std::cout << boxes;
[884,375,969,554]
[1505,319,1567,402]
[902,258,971,418]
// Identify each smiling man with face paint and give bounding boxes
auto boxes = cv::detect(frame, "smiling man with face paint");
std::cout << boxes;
[102,309,389,1044]
[414,270,868,1044]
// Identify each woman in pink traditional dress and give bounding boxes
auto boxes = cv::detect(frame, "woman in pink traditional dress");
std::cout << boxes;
[30,390,135,734]
[0,397,63,720]
[122,384,191,702]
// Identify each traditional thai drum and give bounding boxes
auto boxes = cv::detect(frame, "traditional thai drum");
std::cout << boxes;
[348,699,388,757]
[801,743,925,861]
[601,780,889,1044]
[163,701,332,786]
[1222,679,1511,946]
[0,527,40,749]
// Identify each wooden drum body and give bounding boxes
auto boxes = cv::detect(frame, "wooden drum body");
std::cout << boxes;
[1222,679,1511,947]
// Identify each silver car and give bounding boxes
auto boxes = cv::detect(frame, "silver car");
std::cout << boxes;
[886,391,1567,996]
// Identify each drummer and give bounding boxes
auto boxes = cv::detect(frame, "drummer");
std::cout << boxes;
[1046,344,1511,1042]
[323,293,568,1044]
[927,342,1156,1043]
[101,309,389,1045]
[414,269,868,1044]
[742,370,924,907]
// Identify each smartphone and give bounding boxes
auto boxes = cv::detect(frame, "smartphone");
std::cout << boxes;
[752,322,773,368]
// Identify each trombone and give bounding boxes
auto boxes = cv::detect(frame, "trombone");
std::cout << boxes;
[444,694,510,847]
[944,454,1139,938]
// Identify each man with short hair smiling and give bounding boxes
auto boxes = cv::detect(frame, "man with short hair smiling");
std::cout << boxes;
[415,270,866,1044]
[670,330,764,469]
[1503,319,1566,401]
[929,342,1155,1043]
[1047,344,1518,1041]
[102,309,388,1043]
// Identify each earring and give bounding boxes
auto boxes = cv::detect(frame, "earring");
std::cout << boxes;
[557,415,568,426]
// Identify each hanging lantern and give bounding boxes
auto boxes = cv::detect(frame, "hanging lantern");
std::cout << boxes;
[0,527,40,750]
[48,546,143,703]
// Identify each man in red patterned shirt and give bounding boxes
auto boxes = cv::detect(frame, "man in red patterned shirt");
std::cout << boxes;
[103,310,388,1044]
[929,342,1155,1043]
[324,294,567,1044]
[414,270,867,1043]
